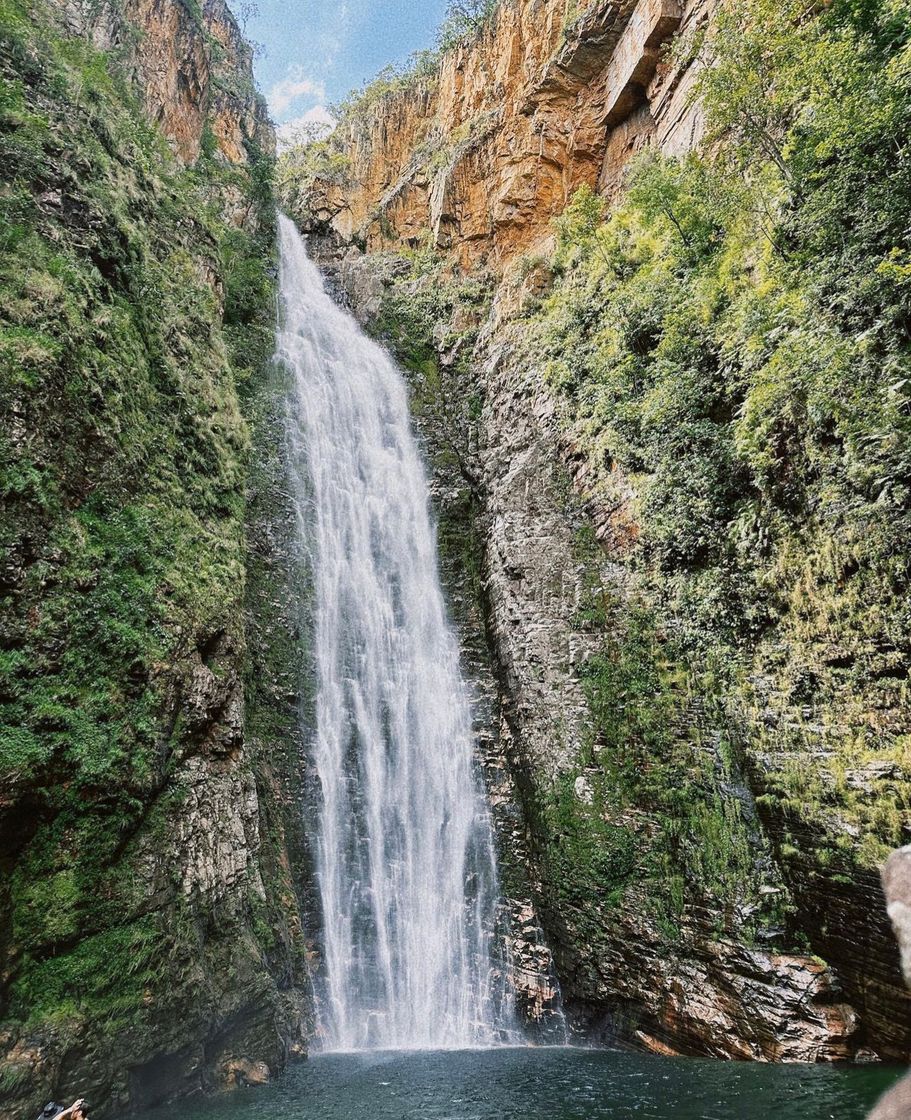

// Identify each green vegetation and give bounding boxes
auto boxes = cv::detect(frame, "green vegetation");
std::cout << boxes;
[327,0,501,119]
[371,247,492,487]
[530,519,785,947]
[538,773,638,914]
[528,0,911,909]
[437,0,500,51]
[332,51,441,126]
[0,0,276,1053]
[275,137,350,225]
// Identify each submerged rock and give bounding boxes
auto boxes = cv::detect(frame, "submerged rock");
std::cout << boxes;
[218,1059,271,1089]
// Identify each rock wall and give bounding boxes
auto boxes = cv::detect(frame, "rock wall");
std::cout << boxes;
[471,310,861,1059]
[282,0,911,1063]
[290,0,710,266]
[319,247,863,1060]
[0,1,310,1115]
[49,0,273,165]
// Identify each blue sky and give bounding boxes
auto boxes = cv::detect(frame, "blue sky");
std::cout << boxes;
[243,1,450,146]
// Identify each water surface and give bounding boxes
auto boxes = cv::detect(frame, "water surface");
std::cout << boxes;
[154,1048,899,1120]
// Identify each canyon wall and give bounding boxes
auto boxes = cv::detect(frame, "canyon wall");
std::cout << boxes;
[286,0,709,266]
[0,1,312,1115]
[51,0,273,166]
[1,0,907,1107]
[283,0,911,1061]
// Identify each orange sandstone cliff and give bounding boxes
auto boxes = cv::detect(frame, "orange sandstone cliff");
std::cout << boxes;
[289,0,710,267]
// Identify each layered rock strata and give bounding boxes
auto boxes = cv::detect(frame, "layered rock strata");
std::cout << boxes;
[0,1,310,1115]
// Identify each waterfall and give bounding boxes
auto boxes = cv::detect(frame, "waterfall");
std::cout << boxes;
[275,214,519,1052]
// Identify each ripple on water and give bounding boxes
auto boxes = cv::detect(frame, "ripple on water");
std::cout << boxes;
[147,1047,901,1120]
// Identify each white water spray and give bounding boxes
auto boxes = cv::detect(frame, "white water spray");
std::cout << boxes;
[275,214,518,1051]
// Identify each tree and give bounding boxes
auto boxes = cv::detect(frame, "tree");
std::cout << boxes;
[682,0,815,180]
[437,0,499,51]
[554,183,607,265]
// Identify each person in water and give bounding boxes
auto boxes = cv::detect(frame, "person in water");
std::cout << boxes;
[36,1100,88,1120]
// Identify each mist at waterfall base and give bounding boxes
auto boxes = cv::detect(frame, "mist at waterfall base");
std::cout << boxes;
[275,214,520,1051]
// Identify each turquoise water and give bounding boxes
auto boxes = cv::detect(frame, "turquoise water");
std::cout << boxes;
[153,1047,902,1120]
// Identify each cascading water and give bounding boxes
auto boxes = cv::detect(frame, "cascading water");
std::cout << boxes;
[275,214,519,1052]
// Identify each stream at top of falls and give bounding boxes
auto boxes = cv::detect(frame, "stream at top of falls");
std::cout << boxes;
[275,213,522,1051]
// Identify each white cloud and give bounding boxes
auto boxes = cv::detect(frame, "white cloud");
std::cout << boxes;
[276,106,336,153]
[267,68,327,117]
[318,2,351,70]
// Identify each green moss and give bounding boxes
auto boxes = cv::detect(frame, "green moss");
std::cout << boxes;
[0,0,278,1049]
[12,919,162,1029]
[540,775,637,910]
[521,0,911,924]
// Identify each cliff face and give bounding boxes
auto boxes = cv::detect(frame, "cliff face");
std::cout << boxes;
[0,1,310,1115]
[290,0,708,265]
[318,234,863,1064]
[50,0,273,165]
[282,0,911,1062]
